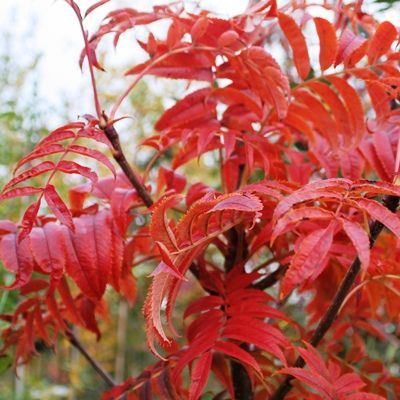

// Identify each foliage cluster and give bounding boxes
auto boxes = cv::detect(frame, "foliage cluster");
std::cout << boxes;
[0,1,400,399]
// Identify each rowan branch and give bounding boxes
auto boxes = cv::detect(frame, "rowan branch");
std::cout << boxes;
[224,227,254,400]
[252,265,288,290]
[66,329,116,387]
[269,194,399,400]
[99,113,153,208]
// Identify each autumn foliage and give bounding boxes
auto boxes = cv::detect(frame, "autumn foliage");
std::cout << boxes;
[0,0,400,399]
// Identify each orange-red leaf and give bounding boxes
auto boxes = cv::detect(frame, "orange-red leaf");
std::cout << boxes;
[218,30,239,48]
[214,340,261,375]
[340,219,370,270]
[357,198,400,239]
[272,207,335,243]
[279,343,372,399]
[314,17,337,71]
[191,17,209,42]
[274,189,342,221]
[3,162,55,192]
[0,234,33,288]
[20,200,42,240]
[335,29,366,67]
[44,185,74,230]
[282,222,335,296]
[278,13,310,80]
[150,194,181,251]
[327,76,365,143]
[14,144,65,172]
[367,21,398,63]
[372,131,395,181]
[57,160,98,184]
[68,145,116,176]
[84,0,110,17]
[62,210,114,300]
[153,241,185,280]
[155,88,216,131]
[0,186,43,200]
[30,223,65,281]
[189,351,212,400]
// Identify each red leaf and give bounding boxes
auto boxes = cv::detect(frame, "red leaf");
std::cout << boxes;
[223,317,288,361]
[44,185,74,230]
[272,207,335,244]
[279,367,334,398]
[57,160,98,184]
[62,224,100,300]
[29,223,65,281]
[174,332,218,380]
[184,296,224,318]
[45,291,68,331]
[19,200,42,240]
[63,210,113,300]
[351,181,400,197]
[280,343,374,399]
[373,131,395,181]
[327,76,365,143]
[110,188,137,235]
[0,186,43,200]
[213,87,263,118]
[68,145,116,176]
[214,340,261,375]
[351,394,386,400]
[208,193,263,214]
[144,270,174,353]
[367,21,398,63]
[150,194,181,252]
[307,81,352,145]
[357,198,400,239]
[101,378,135,400]
[218,30,239,47]
[273,189,342,221]
[37,128,76,147]
[58,277,83,324]
[0,220,17,234]
[278,13,310,80]
[0,234,33,289]
[314,17,337,71]
[340,219,370,270]
[14,144,65,172]
[335,373,366,395]
[282,222,335,296]
[126,52,214,82]
[84,0,110,18]
[191,17,209,42]
[3,162,55,191]
[34,304,50,343]
[335,29,366,67]
[167,19,184,48]
[189,351,212,400]
[80,42,105,72]
[296,343,332,381]
[20,279,48,295]
[155,88,216,131]
[156,166,186,195]
[153,241,185,280]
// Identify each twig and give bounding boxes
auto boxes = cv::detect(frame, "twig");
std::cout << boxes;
[67,0,102,119]
[224,227,254,400]
[100,114,153,208]
[66,329,116,387]
[252,265,288,290]
[269,195,399,400]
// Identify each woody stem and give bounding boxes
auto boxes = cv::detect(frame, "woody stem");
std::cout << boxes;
[269,195,399,400]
